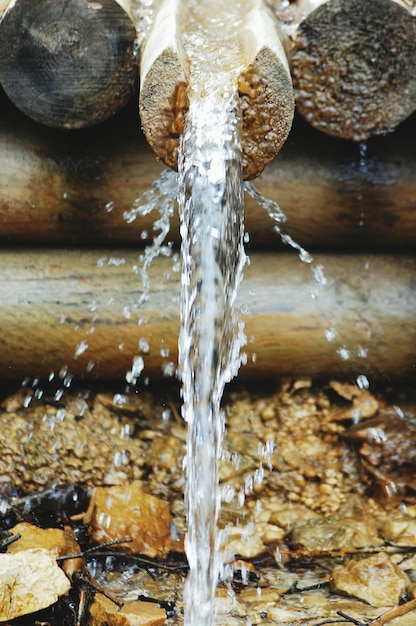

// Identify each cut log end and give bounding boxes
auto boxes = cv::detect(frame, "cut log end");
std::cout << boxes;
[139,48,187,172]
[290,0,416,141]
[0,0,138,129]
[139,47,294,181]
[239,46,294,180]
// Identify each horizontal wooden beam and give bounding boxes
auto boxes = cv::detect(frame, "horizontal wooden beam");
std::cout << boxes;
[0,250,414,382]
[0,109,414,249]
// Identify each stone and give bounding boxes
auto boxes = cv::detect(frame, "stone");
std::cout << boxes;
[86,481,171,558]
[7,521,83,578]
[0,548,70,620]
[330,552,409,608]
[89,594,166,626]
[289,517,383,552]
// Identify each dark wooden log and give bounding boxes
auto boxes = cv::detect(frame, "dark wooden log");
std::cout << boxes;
[0,250,414,382]
[0,0,138,128]
[273,0,416,141]
[0,108,414,250]
[139,0,294,180]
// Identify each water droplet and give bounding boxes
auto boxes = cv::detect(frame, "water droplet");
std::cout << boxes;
[74,340,88,358]
[138,338,150,353]
[356,374,370,390]
[162,408,171,423]
[125,356,144,384]
[337,348,350,361]
[59,366,68,379]
[325,327,337,342]
[162,361,175,377]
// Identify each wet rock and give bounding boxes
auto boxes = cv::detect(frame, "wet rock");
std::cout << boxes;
[269,505,319,529]
[86,481,172,558]
[381,516,416,547]
[0,548,71,620]
[288,516,383,552]
[7,521,83,578]
[330,552,409,608]
[89,594,166,626]
[228,524,266,559]
[328,381,379,420]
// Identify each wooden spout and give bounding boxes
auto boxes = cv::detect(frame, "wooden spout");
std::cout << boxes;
[0,0,138,129]
[139,0,294,180]
[272,0,416,141]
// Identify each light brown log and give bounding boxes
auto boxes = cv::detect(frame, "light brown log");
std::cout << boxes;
[0,250,414,382]
[0,107,415,250]
[271,0,416,141]
[0,0,138,128]
[139,0,294,180]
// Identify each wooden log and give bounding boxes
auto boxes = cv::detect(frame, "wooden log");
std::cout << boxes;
[139,0,294,180]
[0,250,414,382]
[0,0,138,128]
[0,107,415,250]
[272,0,416,141]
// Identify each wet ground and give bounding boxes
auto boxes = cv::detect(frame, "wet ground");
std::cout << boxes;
[0,378,415,625]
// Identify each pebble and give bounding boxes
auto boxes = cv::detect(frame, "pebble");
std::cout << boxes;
[89,594,166,626]
[0,548,70,621]
[86,481,172,558]
[331,551,409,608]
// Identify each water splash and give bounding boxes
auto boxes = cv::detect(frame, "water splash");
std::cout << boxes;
[124,168,177,306]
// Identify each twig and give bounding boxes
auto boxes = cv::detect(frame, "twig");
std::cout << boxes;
[365,598,416,626]
[56,538,132,561]
[0,532,21,551]
[284,580,330,594]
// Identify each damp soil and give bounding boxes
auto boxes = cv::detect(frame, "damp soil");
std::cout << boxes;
[0,378,416,625]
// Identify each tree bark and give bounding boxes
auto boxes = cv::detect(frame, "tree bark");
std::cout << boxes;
[0,108,414,250]
[139,0,294,180]
[0,0,138,128]
[0,250,414,382]
[271,0,416,141]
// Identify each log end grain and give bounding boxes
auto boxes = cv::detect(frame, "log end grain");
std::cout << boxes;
[0,0,138,129]
[290,0,416,141]
[239,46,294,180]
[139,47,187,172]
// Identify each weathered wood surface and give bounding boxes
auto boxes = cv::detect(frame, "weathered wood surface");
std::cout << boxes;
[0,0,137,128]
[0,107,414,249]
[139,0,294,180]
[272,0,416,140]
[0,250,414,382]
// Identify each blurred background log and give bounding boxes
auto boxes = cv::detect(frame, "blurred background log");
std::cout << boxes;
[0,250,414,382]
[271,0,416,141]
[0,102,414,250]
[0,0,138,128]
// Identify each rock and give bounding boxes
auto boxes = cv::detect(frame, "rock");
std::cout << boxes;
[0,548,71,621]
[288,517,383,552]
[227,525,266,559]
[89,594,166,626]
[7,521,83,578]
[381,516,416,546]
[86,481,172,558]
[330,552,409,608]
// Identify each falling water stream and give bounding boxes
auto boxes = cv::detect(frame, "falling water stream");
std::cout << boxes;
[176,2,249,624]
